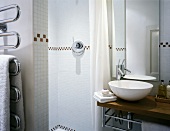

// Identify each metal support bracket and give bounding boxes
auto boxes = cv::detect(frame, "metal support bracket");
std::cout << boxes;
[102,107,141,131]
[0,24,7,32]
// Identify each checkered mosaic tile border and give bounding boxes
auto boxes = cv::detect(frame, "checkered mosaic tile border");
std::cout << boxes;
[108,45,126,51]
[48,45,125,51]
[108,44,112,49]
[34,33,49,43]
[159,42,170,47]
[49,125,75,131]
[48,46,90,51]
[115,48,126,51]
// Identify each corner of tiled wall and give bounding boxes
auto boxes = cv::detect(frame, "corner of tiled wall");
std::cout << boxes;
[33,0,49,130]
[160,0,170,84]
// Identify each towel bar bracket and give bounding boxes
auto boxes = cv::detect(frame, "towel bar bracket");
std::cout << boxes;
[9,58,21,76]
[0,24,7,32]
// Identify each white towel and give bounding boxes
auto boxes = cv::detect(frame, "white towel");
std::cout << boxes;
[0,55,14,131]
[142,121,170,131]
[93,91,117,103]
[0,55,25,131]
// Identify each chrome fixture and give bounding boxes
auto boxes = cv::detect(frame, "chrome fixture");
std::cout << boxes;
[102,107,141,131]
[116,59,131,80]
[10,113,21,130]
[72,40,85,56]
[0,4,21,25]
[0,32,21,50]
[0,4,22,130]
[0,4,21,50]
[10,86,21,103]
[9,58,21,76]
[9,58,22,130]
[122,59,131,74]
[116,59,125,80]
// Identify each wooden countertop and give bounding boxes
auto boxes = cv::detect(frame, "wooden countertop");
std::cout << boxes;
[97,96,170,120]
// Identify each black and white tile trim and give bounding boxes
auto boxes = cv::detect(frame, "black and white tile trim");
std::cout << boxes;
[159,42,170,47]
[49,125,75,131]
[48,44,125,51]
[48,46,90,51]
[34,33,48,43]
[115,48,126,51]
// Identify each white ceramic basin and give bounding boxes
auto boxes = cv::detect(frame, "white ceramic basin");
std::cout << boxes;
[108,80,153,101]
[124,75,156,81]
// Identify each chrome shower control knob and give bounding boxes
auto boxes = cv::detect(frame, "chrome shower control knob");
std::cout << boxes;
[76,42,83,49]
[72,40,85,56]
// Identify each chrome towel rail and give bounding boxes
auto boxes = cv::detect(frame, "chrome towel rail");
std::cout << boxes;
[9,58,21,76]
[10,86,21,103]
[10,113,21,130]
[9,58,21,130]
[0,4,21,50]
[0,4,21,25]
[0,32,21,50]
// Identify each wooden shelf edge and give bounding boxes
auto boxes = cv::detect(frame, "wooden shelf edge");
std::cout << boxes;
[97,96,170,121]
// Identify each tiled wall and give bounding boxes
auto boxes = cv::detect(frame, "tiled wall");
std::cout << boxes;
[49,49,91,131]
[160,0,170,84]
[48,0,93,131]
[33,0,49,130]
[47,0,170,131]
[30,0,170,130]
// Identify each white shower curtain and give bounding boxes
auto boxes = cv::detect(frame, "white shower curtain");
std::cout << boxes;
[89,0,111,131]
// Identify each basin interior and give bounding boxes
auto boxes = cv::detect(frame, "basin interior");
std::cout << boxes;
[124,75,156,81]
[110,80,153,89]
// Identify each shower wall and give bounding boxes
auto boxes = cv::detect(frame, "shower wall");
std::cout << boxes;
[48,0,92,130]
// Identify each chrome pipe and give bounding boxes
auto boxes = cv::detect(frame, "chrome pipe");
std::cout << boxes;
[0,31,21,50]
[10,114,20,130]
[102,107,106,127]
[105,114,141,125]
[105,125,127,131]
[0,4,21,24]
[9,58,21,76]
[127,112,133,130]
[10,86,21,103]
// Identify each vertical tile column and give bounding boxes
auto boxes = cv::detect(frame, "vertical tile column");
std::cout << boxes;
[33,0,49,130]
[160,0,170,84]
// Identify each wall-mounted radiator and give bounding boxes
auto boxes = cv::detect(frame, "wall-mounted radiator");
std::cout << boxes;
[0,4,22,130]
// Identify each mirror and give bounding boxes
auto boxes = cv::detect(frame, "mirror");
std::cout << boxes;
[112,0,159,81]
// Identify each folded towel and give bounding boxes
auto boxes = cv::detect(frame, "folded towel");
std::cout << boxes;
[93,95,117,103]
[93,91,117,103]
[0,55,25,131]
[142,121,170,131]
[94,91,117,100]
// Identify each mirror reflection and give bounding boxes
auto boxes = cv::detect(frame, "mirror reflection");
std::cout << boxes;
[112,0,159,81]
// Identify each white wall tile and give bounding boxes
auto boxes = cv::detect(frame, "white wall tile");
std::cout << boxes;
[48,0,92,130]
[160,0,170,84]
[33,0,49,130]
